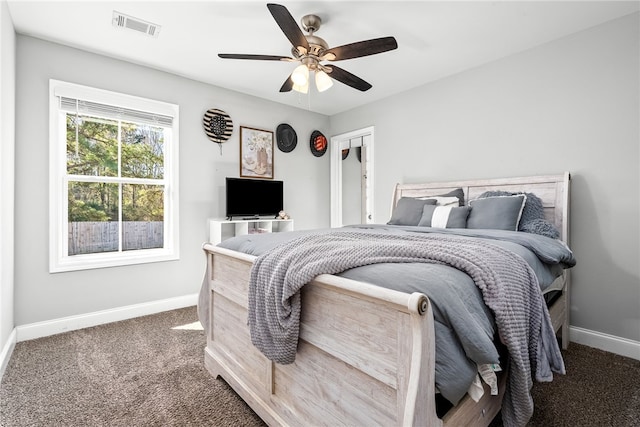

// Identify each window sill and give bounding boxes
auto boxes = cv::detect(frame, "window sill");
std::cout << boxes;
[49,248,179,273]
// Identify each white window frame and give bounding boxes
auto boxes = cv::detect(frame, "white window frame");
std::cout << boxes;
[49,80,179,272]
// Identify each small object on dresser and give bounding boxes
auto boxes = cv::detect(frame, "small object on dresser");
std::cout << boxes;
[278,210,290,220]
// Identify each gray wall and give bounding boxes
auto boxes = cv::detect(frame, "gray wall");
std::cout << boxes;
[13,36,330,326]
[0,0,16,360]
[331,13,640,342]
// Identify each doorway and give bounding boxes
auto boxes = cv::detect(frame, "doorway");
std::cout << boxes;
[330,126,374,228]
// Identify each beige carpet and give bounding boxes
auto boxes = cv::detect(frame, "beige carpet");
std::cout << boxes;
[1,306,638,426]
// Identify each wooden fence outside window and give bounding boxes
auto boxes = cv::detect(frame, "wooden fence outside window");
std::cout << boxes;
[68,221,164,255]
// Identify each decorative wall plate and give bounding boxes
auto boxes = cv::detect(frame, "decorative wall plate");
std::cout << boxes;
[310,130,327,157]
[203,108,233,144]
[276,123,297,153]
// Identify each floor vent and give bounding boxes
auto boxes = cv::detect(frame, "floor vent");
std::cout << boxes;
[112,11,160,38]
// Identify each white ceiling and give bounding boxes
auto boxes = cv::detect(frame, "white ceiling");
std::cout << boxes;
[7,1,639,116]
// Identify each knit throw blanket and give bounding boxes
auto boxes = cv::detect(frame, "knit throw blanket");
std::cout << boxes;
[247,230,565,427]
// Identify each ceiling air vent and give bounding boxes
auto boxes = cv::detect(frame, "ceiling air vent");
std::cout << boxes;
[112,11,161,38]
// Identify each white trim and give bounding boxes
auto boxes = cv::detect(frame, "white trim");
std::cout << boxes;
[15,293,198,342]
[52,80,177,117]
[51,249,179,273]
[570,326,640,361]
[330,126,375,228]
[0,328,16,381]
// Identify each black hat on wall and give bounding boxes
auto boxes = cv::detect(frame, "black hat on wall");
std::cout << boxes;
[276,123,297,153]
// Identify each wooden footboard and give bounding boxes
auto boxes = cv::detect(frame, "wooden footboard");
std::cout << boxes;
[203,243,510,427]
[203,243,442,426]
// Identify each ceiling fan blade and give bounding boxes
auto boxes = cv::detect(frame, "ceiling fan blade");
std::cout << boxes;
[218,53,292,61]
[267,3,309,52]
[279,75,294,92]
[323,36,398,61]
[327,66,372,92]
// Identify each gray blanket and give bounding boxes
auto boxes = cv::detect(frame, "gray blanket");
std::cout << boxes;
[247,229,566,427]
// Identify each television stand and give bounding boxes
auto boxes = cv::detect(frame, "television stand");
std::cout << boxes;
[208,218,294,245]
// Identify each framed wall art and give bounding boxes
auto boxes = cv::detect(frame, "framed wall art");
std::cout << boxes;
[240,126,274,179]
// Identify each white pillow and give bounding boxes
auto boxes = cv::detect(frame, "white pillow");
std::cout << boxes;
[418,196,460,207]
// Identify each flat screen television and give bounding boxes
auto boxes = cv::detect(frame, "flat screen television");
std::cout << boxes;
[226,177,284,220]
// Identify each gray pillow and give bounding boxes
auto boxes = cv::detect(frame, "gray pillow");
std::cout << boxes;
[418,205,471,228]
[388,197,437,226]
[479,190,560,237]
[478,190,543,227]
[520,218,560,239]
[467,195,526,231]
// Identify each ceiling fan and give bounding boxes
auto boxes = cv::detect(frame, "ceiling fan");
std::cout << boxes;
[218,3,398,93]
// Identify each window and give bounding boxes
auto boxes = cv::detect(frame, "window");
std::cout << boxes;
[49,80,179,272]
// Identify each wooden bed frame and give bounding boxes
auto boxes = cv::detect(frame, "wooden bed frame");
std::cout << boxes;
[201,172,571,426]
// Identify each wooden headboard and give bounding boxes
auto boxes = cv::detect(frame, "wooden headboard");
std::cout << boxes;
[391,172,571,243]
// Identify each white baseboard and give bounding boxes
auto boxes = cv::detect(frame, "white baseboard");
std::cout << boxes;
[570,326,640,361]
[7,303,638,368]
[0,328,17,382]
[15,293,198,343]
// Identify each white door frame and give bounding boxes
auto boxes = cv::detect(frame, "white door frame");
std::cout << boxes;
[330,126,374,228]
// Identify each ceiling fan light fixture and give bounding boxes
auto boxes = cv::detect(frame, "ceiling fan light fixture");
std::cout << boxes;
[292,79,309,94]
[315,70,333,92]
[291,64,309,86]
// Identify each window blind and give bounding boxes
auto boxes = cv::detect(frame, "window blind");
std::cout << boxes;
[59,96,173,127]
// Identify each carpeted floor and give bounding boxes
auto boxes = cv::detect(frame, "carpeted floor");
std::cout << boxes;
[0,307,264,427]
[1,306,638,426]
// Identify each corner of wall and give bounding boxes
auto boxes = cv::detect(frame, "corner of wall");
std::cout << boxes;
[0,0,17,362]
[0,328,16,383]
